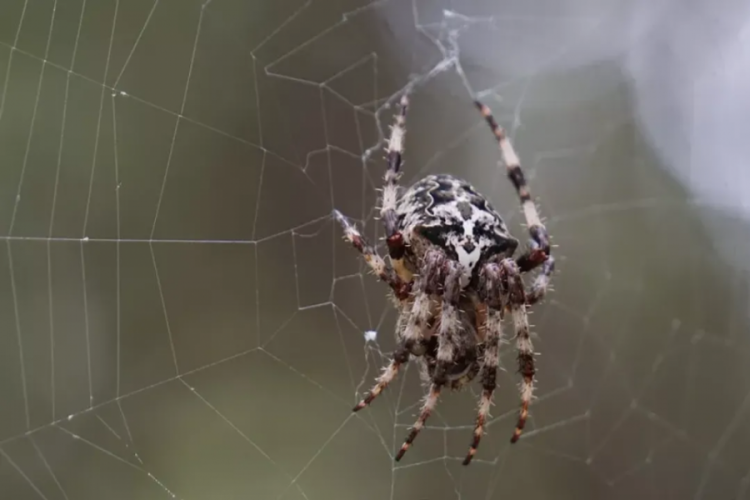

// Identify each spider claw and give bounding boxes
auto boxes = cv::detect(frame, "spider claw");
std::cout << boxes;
[352,401,367,412]
[352,391,377,412]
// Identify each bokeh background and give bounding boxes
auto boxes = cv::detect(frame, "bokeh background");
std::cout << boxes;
[1,0,750,499]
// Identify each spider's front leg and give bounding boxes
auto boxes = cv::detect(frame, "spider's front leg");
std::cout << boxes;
[352,249,440,413]
[474,100,555,304]
[469,259,537,448]
[464,265,508,465]
[463,306,503,465]
[501,259,536,444]
[381,94,411,282]
[395,256,463,462]
[352,338,410,412]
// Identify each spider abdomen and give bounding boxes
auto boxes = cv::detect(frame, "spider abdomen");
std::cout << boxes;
[396,174,518,285]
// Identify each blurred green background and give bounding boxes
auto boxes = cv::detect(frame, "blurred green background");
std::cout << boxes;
[1,1,750,499]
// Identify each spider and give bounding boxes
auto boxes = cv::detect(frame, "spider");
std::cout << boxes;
[333,92,555,466]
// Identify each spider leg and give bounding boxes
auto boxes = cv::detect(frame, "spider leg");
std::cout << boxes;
[464,306,504,465]
[395,258,462,462]
[510,304,535,443]
[353,253,438,413]
[352,344,410,412]
[523,259,553,305]
[463,262,509,464]
[501,259,536,443]
[333,209,410,301]
[474,100,555,304]
[395,383,441,461]
[381,94,412,282]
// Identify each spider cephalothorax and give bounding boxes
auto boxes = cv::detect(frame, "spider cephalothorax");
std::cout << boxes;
[334,92,555,465]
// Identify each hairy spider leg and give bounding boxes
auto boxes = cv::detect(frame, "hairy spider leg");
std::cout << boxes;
[381,94,412,283]
[464,261,511,464]
[395,383,441,461]
[333,209,410,301]
[503,259,536,444]
[464,298,505,463]
[474,100,555,304]
[352,346,408,412]
[510,308,535,442]
[352,258,437,413]
[396,259,463,461]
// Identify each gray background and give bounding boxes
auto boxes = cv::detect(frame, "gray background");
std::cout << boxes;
[1,0,750,499]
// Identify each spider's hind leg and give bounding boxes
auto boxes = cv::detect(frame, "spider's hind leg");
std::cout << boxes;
[474,100,555,304]
[381,94,411,282]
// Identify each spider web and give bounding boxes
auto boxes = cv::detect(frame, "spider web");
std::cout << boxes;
[1,0,750,499]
